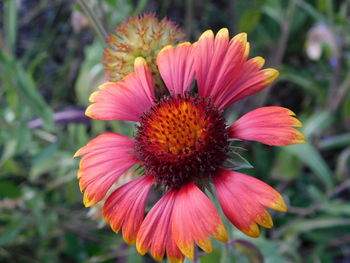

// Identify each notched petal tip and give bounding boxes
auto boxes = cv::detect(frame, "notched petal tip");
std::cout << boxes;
[292,117,303,127]
[159,44,174,54]
[252,56,265,68]
[123,235,136,246]
[177,41,191,47]
[214,223,229,242]
[134,57,147,67]
[168,256,185,263]
[291,131,307,145]
[217,28,229,39]
[197,238,213,254]
[151,252,165,262]
[178,244,194,260]
[136,242,148,256]
[88,91,99,102]
[73,149,82,158]
[83,193,96,208]
[242,223,260,238]
[98,82,115,90]
[286,108,304,127]
[85,105,96,119]
[263,68,279,85]
[233,32,247,43]
[244,42,250,57]
[269,193,288,212]
[256,210,273,229]
[199,29,214,41]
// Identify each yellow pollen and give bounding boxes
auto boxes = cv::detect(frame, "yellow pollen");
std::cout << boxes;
[145,100,206,155]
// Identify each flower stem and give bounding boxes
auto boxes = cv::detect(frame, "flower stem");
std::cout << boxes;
[75,0,108,42]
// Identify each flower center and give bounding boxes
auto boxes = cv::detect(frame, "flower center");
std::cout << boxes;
[135,94,229,189]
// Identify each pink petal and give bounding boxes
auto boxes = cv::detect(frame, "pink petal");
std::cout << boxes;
[157,43,195,95]
[194,29,279,110]
[229,106,306,146]
[136,191,184,263]
[86,57,155,122]
[216,57,279,109]
[74,133,137,207]
[194,29,248,107]
[213,169,287,238]
[172,183,228,259]
[103,175,155,245]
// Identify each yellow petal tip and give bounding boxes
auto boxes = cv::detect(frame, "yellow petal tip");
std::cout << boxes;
[197,238,213,254]
[73,149,81,158]
[85,105,94,118]
[178,42,191,47]
[292,132,307,145]
[217,28,229,39]
[199,30,214,41]
[83,194,95,207]
[159,44,174,54]
[136,242,148,256]
[252,56,265,68]
[233,32,247,43]
[264,68,279,85]
[214,223,229,242]
[242,224,260,238]
[272,195,288,212]
[177,243,194,260]
[134,57,147,67]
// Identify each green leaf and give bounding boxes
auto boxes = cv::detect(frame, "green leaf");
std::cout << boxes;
[0,52,54,129]
[16,62,54,129]
[222,151,253,170]
[0,181,21,198]
[238,9,261,33]
[279,69,325,101]
[286,218,350,235]
[231,239,264,263]
[319,133,350,150]
[0,139,17,165]
[3,0,18,54]
[74,43,104,105]
[0,214,29,247]
[302,111,333,138]
[272,149,301,179]
[284,142,333,191]
[324,202,350,216]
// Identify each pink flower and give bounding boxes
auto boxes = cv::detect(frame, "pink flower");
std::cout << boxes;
[75,28,306,263]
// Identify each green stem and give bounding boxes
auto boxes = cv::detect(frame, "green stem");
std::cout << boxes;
[75,0,108,42]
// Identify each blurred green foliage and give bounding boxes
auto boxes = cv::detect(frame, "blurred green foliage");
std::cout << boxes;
[0,0,350,262]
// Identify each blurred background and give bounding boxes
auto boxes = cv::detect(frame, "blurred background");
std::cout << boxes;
[0,0,349,262]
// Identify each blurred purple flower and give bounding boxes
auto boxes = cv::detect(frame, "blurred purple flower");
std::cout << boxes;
[28,108,90,129]
[305,23,339,68]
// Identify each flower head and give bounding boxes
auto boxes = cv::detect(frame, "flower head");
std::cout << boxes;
[103,13,186,94]
[76,28,306,262]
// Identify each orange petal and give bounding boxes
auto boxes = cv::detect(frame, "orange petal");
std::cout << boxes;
[213,169,286,238]
[103,175,154,245]
[75,133,137,207]
[215,57,278,109]
[194,29,248,108]
[86,57,155,122]
[172,183,228,259]
[193,28,279,109]
[136,191,184,263]
[229,106,306,146]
